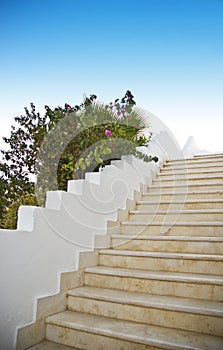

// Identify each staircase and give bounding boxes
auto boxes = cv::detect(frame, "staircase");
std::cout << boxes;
[28,154,223,350]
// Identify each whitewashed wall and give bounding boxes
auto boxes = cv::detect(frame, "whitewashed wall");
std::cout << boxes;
[0,128,182,350]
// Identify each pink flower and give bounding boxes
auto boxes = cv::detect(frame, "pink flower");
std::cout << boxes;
[70,122,76,127]
[105,129,112,136]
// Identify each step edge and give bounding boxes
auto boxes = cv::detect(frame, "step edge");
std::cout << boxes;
[111,234,223,241]
[120,221,223,226]
[68,288,223,317]
[136,199,223,204]
[46,311,222,350]
[99,249,223,261]
[85,267,223,284]
[149,183,223,189]
[130,209,223,214]
[143,189,223,195]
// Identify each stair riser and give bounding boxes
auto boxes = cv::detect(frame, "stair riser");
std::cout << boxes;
[98,255,223,275]
[67,296,223,337]
[148,185,223,193]
[111,239,223,254]
[46,324,160,350]
[120,225,223,236]
[129,213,223,222]
[136,202,223,211]
[142,192,223,201]
[84,273,223,301]
[161,166,223,174]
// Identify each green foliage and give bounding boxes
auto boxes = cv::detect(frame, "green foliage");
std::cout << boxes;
[1,193,38,230]
[0,90,158,229]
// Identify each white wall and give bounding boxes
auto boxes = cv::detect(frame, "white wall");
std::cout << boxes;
[0,128,181,350]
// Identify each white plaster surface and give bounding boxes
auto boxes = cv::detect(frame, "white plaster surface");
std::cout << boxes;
[0,128,183,350]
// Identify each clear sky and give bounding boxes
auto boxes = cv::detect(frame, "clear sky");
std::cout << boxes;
[0,0,222,152]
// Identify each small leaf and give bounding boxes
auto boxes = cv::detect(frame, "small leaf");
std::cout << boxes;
[85,158,91,167]
[95,155,103,164]
[101,147,112,155]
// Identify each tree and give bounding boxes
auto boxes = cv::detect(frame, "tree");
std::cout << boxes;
[0,90,157,229]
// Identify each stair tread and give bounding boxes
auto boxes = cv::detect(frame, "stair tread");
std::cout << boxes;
[111,234,223,241]
[121,221,223,226]
[68,286,223,316]
[164,161,223,167]
[160,168,223,175]
[155,175,223,180]
[150,182,223,188]
[46,310,223,350]
[28,340,78,350]
[85,266,223,284]
[143,189,223,195]
[193,153,223,157]
[130,209,223,214]
[99,249,223,261]
[166,156,223,163]
[137,199,223,204]
[163,162,223,168]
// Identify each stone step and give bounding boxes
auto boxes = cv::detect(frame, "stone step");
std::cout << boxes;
[153,175,223,184]
[142,189,223,201]
[194,153,223,159]
[128,209,223,222]
[46,310,223,350]
[27,340,78,349]
[163,157,223,169]
[165,156,223,166]
[147,182,223,193]
[98,249,223,275]
[160,162,223,174]
[84,266,223,301]
[160,166,223,176]
[136,199,223,210]
[111,235,223,254]
[119,221,223,236]
[67,286,223,336]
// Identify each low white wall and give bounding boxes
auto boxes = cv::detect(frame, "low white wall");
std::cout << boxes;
[0,129,179,350]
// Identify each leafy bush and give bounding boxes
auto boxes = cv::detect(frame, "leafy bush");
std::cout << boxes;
[0,193,38,230]
[0,90,157,229]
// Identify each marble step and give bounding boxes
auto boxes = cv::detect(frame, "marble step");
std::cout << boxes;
[98,249,223,275]
[136,199,223,211]
[111,235,223,254]
[147,182,223,193]
[128,209,223,222]
[46,310,223,350]
[160,166,223,176]
[67,286,223,336]
[153,175,223,185]
[27,340,78,349]
[118,221,223,236]
[161,164,223,174]
[165,156,223,166]
[141,189,223,201]
[84,266,223,301]
[193,153,223,159]
[163,161,223,170]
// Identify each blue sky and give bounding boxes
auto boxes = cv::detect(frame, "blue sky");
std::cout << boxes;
[0,0,223,151]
